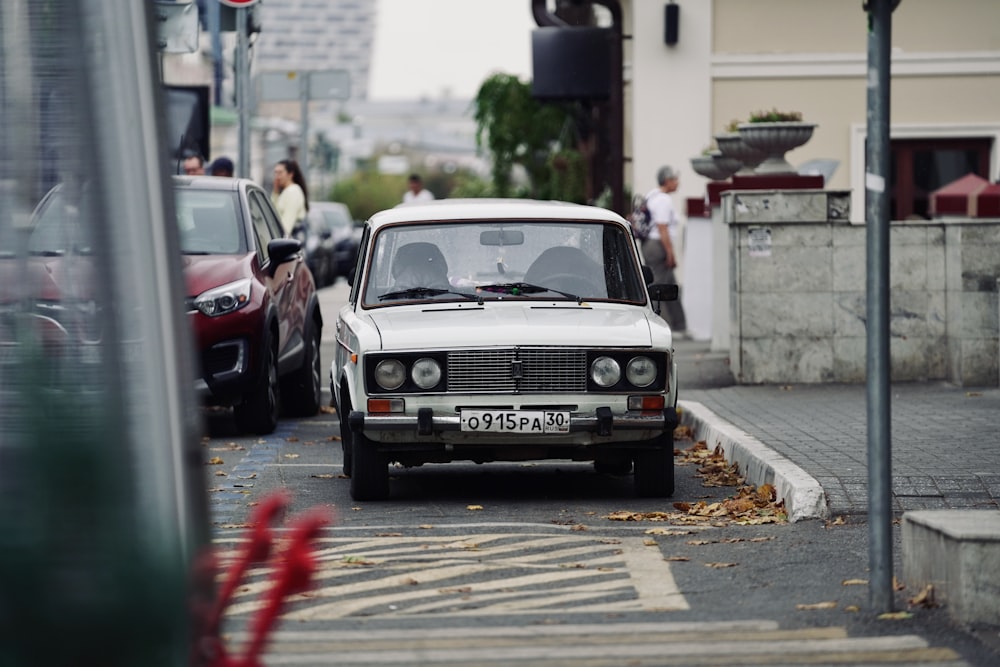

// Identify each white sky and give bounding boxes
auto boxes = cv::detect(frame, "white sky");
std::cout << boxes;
[368,0,536,100]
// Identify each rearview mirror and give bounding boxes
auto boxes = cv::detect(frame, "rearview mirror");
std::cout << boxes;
[480,230,524,246]
[647,283,679,302]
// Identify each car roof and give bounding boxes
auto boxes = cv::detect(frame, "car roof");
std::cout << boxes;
[172,175,254,192]
[367,198,628,228]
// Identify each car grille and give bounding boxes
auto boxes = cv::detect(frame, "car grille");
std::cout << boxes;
[447,348,587,393]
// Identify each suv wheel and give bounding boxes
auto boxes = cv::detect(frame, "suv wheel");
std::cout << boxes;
[234,336,280,435]
[349,430,388,500]
[633,432,675,497]
[282,317,322,417]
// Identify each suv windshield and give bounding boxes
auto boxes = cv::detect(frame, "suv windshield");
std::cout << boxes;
[176,189,243,254]
[362,220,645,306]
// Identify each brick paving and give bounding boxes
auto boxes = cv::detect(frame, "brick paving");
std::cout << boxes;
[681,382,1000,516]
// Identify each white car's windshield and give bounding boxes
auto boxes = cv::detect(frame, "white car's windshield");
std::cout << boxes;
[362,220,645,306]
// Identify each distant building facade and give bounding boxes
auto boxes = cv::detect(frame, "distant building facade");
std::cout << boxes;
[255,0,376,101]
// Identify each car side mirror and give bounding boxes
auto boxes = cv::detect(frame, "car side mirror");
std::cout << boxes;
[648,283,679,302]
[641,265,654,285]
[267,238,302,276]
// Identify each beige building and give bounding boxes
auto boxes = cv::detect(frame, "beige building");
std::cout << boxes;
[625,0,1000,223]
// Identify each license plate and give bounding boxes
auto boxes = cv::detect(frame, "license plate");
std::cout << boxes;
[460,410,570,434]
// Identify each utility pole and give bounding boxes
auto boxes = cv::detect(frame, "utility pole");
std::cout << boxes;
[864,0,899,614]
[235,6,250,178]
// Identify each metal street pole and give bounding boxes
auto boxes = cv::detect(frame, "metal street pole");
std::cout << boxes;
[300,73,309,182]
[236,7,250,179]
[864,0,898,613]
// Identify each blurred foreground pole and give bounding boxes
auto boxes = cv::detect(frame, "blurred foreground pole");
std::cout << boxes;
[865,0,897,614]
[236,7,251,178]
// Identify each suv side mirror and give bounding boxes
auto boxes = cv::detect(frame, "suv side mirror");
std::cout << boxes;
[267,238,302,275]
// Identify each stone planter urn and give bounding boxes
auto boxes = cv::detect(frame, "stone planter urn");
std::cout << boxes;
[737,122,817,174]
[690,151,741,181]
[714,132,767,175]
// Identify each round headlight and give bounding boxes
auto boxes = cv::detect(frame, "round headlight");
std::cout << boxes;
[374,359,406,390]
[411,357,442,389]
[626,356,657,387]
[590,356,621,387]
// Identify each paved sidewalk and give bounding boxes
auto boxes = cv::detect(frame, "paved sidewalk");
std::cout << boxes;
[679,381,1000,517]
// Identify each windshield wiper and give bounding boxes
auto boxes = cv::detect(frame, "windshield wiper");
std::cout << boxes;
[379,286,482,303]
[477,282,582,303]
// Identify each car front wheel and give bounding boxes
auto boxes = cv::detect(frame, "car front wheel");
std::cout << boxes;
[350,429,388,500]
[282,317,322,417]
[633,432,675,498]
[234,336,280,435]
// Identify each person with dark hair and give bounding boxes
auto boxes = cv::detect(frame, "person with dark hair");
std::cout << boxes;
[183,153,205,175]
[271,159,309,236]
[209,156,234,177]
[641,165,688,337]
[402,173,435,204]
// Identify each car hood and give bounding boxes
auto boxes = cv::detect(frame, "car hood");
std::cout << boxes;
[366,302,653,349]
[182,254,254,296]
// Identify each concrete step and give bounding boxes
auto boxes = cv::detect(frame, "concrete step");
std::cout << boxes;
[903,510,1000,626]
[674,338,734,390]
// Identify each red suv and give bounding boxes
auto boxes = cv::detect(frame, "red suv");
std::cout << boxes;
[176,176,323,434]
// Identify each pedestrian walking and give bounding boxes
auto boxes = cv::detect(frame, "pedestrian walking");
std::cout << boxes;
[272,159,309,237]
[640,165,688,336]
[402,173,435,204]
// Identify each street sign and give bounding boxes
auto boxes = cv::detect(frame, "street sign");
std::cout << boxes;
[220,0,260,7]
[257,70,351,102]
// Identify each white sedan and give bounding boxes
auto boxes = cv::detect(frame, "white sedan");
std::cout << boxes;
[330,199,679,500]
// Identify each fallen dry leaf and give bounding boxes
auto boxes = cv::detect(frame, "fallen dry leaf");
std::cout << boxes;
[466,504,484,511]
[311,473,336,479]
[351,506,362,511]
[570,524,589,531]
[842,578,868,586]
[419,524,434,529]
[877,611,914,620]
[908,584,937,609]
[206,457,224,465]
[401,577,420,585]
[214,471,227,477]
[664,556,690,562]
[375,532,402,537]
[704,562,737,569]
[687,540,714,546]
[643,539,657,547]
[439,586,472,594]
[327,435,342,442]
[286,436,299,442]
[320,405,337,414]
[844,605,861,612]
[283,453,300,459]
[796,601,838,611]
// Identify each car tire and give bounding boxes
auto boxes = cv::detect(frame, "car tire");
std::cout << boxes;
[234,335,280,435]
[282,316,322,417]
[350,430,388,500]
[339,392,353,477]
[633,432,675,497]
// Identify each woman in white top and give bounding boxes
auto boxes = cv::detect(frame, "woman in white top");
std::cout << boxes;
[272,159,309,236]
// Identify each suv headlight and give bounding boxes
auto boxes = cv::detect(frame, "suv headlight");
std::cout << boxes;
[193,278,251,317]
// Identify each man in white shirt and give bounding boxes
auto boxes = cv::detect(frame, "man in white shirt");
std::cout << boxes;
[641,165,688,336]
[402,173,435,204]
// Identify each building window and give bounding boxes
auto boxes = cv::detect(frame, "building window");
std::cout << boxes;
[890,138,992,219]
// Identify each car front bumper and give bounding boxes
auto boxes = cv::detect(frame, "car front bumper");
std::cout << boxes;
[349,406,677,440]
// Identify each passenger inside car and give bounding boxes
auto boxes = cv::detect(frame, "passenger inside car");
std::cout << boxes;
[390,241,449,289]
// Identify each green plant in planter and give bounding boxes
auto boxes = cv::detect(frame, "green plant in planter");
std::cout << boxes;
[748,108,803,123]
[724,119,741,133]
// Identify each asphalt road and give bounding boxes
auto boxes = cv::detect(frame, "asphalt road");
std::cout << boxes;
[196,280,998,666]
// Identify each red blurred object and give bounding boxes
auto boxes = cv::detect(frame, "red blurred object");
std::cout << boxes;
[198,491,332,667]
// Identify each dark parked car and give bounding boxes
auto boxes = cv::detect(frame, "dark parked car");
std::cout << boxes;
[176,176,323,434]
[306,201,360,286]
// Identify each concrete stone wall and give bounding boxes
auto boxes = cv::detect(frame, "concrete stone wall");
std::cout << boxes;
[722,189,1000,386]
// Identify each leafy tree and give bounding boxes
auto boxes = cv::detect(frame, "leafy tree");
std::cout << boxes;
[472,73,584,202]
[326,171,407,221]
